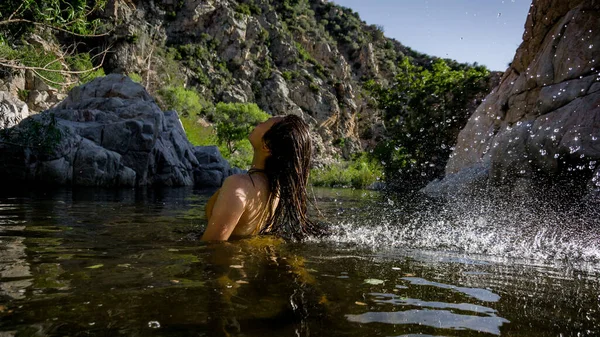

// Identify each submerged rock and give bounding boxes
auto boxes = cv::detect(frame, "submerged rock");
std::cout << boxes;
[429,0,600,199]
[0,74,231,188]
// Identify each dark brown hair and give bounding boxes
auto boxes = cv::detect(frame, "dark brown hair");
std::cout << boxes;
[260,114,326,240]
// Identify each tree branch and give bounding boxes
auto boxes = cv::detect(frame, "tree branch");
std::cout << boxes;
[0,19,112,38]
[7,2,26,22]
[0,45,111,76]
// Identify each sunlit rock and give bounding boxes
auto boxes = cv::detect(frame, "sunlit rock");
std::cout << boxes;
[0,91,29,130]
[434,0,600,198]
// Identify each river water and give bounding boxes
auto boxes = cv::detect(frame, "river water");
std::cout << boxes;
[0,187,598,336]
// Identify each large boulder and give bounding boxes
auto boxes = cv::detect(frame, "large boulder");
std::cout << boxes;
[192,145,233,188]
[0,74,231,188]
[428,0,600,198]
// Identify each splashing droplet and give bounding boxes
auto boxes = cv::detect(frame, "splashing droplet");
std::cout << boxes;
[148,321,161,329]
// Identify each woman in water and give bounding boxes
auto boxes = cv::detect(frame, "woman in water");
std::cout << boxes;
[201,114,326,241]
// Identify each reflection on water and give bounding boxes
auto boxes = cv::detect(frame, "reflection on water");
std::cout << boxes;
[400,277,500,302]
[0,187,598,336]
[346,309,508,335]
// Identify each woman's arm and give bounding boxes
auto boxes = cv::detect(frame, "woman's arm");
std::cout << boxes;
[201,175,248,241]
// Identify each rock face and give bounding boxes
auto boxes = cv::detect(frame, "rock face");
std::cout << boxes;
[0,74,231,188]
[97,0,429,164]
[0,91,29,129]
[427,0,600,197]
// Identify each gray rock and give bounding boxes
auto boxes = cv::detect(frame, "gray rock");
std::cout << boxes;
[193,145,227,165]
[0,91,29,129]
[27,90,51,112]
[194,169,224,188]
[0,74,233,188]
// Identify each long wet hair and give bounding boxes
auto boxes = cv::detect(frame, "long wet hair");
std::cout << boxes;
[259,114,327,241]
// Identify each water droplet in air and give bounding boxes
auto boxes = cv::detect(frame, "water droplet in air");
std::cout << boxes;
[590,45,594,49]
[540,149,547,156]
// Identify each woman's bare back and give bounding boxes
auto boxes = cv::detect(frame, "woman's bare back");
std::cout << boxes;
[203,172,278,240]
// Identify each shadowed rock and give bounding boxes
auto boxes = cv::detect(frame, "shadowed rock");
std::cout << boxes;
[0,74,230,188]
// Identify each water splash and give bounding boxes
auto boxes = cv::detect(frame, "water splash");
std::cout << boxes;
[319,193,600,271]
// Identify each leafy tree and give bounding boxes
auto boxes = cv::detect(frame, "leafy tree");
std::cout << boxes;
[212,102,270,155]
[0,0,108,40]
[367,58,490,188]
[0,0,110,87]
[157,85,209,117]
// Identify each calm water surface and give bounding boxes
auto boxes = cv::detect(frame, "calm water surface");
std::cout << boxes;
[0,187,598,336]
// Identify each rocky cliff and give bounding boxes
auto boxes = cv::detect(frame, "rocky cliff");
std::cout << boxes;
[425,0,600,198]
[99,0,398,162]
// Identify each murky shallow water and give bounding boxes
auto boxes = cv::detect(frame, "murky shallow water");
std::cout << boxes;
[0,187,598,336]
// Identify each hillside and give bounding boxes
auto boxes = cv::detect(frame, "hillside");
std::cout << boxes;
[0,0,496,183]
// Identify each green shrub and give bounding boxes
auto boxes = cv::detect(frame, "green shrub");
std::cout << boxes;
[128,73,143,83]
[0,44,64,88]
[282,71,293,81]
[226,139,254,169]
[211,102,270,156]
[67,53,105,84]
[17,89,30,102]
[310,153,383,189]
[295,42,313,63]
[157,86,209,117]
[235,3,252,16]
[366,57,490,187]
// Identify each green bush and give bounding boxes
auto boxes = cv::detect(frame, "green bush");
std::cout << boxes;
[0,44,64,88]
[295,42,314,63]
[128,73,143,83]
[179,103,254,168]
[0,0,108,43]
[226,139,254,169]
[67,53,105,84]
[235,3,252,16]
[282,71,293,81]
[157,86,209,117]
[366,57,490,187]
[212,102,270,156]
[310,153,383,189]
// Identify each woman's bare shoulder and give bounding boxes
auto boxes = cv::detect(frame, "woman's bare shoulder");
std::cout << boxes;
[222,173,254,190]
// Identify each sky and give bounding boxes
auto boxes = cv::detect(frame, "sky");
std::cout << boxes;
[332,0,532,71]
